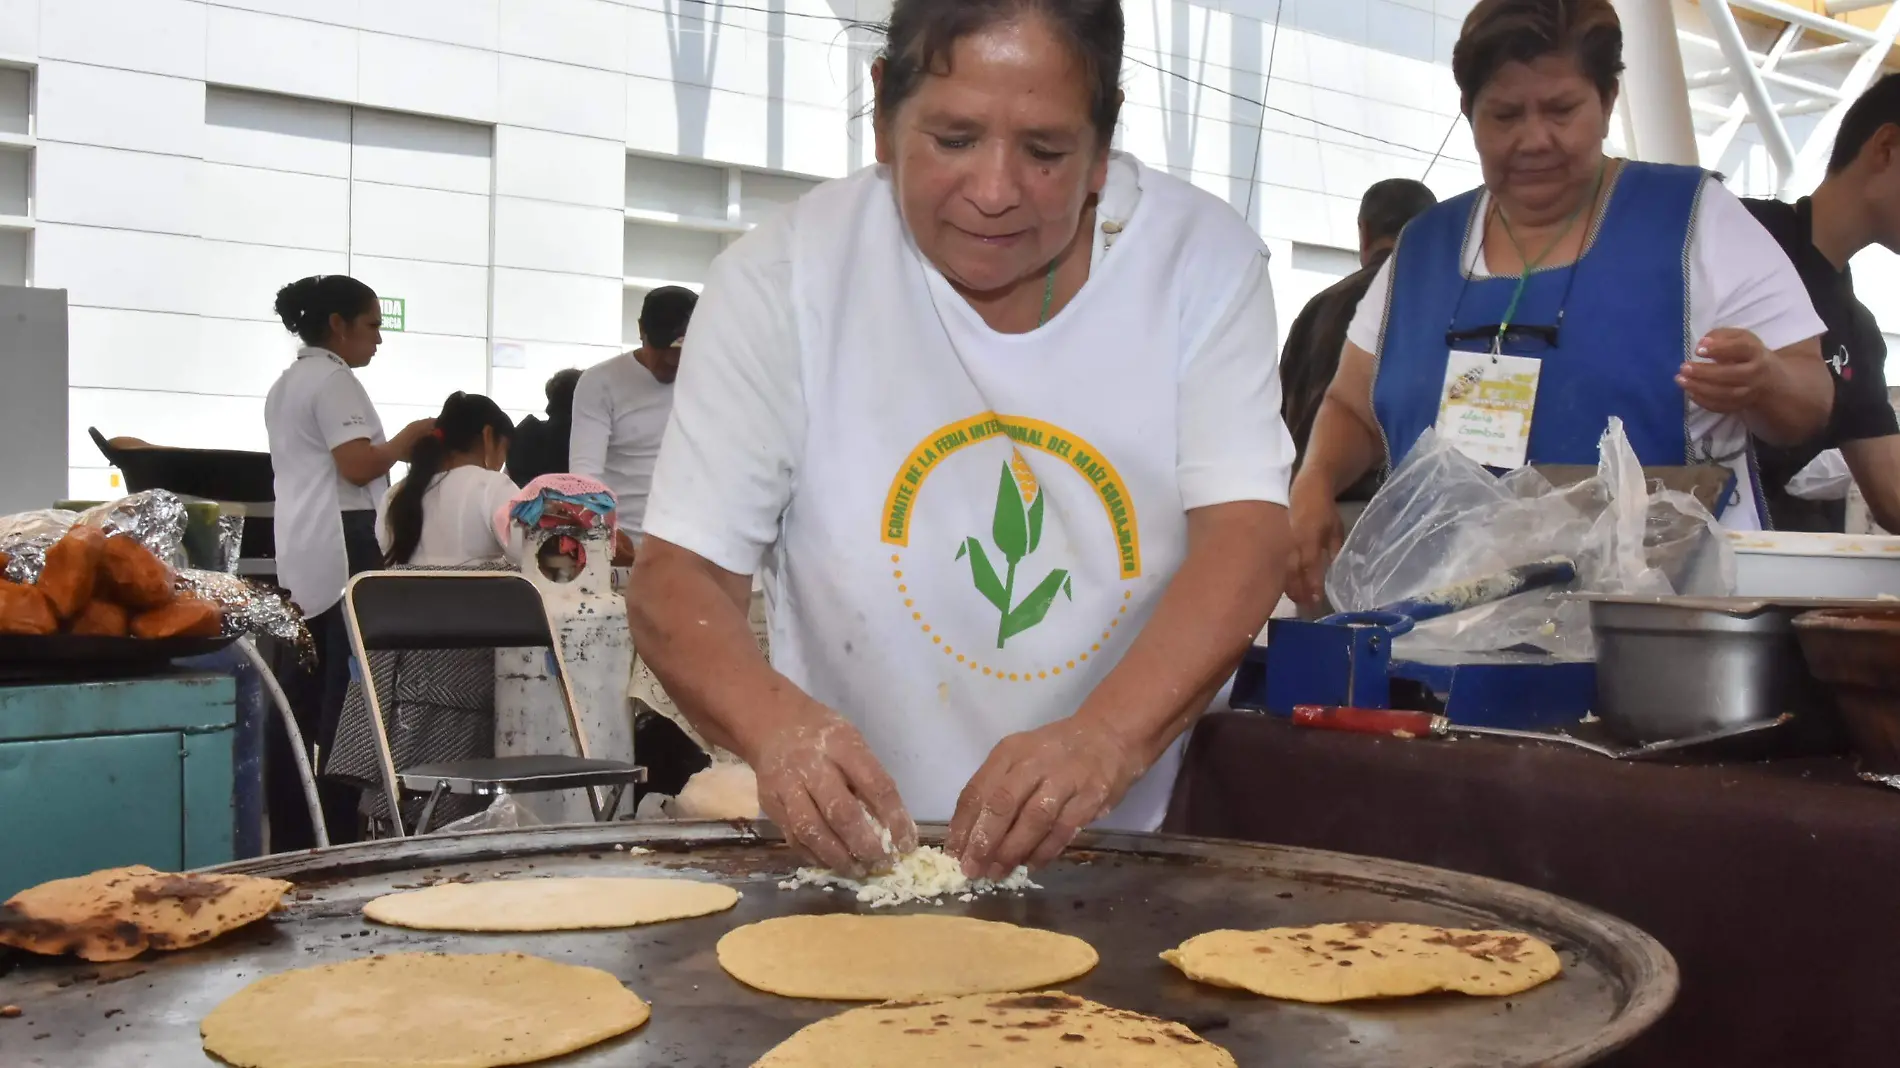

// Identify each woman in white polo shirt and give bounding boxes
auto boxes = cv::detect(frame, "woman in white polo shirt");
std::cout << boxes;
[629,0,1294,878]
[265,273,434,844]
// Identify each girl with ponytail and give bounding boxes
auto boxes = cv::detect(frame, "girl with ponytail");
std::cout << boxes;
[379,392,519,566]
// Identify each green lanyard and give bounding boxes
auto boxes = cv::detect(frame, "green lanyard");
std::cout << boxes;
[1037,260,1058,327]
[1491,159,1606,351]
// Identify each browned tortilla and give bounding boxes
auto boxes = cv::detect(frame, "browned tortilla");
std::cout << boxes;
[0,865,291,962]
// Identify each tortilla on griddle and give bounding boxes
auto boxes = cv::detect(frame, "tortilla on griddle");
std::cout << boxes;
[363,876,739,931]
[0,864,291,962]
[200,952,649,1068]
[753,991,1237,1067]
[717,914,1097,1001]
[1161,921,1561,1003]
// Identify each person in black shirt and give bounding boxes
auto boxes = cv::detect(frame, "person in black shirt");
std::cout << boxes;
[1745,74,1900,533]
[1279,178,1438,502]
[506,367,582,488]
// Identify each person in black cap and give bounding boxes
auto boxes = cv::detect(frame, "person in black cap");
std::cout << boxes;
[1279,178,1438,503]
[1746,74,1900,534]
[570,285,698,560]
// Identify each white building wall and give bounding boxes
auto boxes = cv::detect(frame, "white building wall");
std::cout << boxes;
[31,0,1837,501]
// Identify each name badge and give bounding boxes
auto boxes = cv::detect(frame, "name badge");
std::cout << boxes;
[1435,351,1540,469]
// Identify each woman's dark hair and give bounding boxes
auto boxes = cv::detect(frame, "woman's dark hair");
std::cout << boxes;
[1452,0,1623,116]
[383,392,516,566]
[873,0,1124,142]
[274,274,379,348]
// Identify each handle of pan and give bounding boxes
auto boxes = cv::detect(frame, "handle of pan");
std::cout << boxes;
[1290,705,1446,739]
[1320,557,1578,634]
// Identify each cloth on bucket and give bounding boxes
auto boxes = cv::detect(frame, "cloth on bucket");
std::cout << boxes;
[498,474,618,574]
[496,474,617,542]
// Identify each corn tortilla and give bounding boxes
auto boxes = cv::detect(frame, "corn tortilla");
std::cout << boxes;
[753,991,1236,1067]
[0,865,289,962]
[199,952,649,1068]
[1161,920,1561,1003]
[362,876,738,931]
[717,913,1098,1001]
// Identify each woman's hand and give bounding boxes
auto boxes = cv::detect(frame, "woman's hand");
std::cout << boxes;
[391,417,438,459]
[745,704,917,877]
[1680,329,1832,445]
[1678,329,1780,414]
[946,716,1144,879]
[1285,475,1344,606]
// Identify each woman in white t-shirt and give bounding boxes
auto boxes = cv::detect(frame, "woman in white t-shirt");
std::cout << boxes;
[1286,0,1833,604]
[264,273,434,846]
[379,392,520,568]
[628,0,1294,879]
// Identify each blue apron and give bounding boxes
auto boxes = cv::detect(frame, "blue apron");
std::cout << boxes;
[1372,162,1749,518]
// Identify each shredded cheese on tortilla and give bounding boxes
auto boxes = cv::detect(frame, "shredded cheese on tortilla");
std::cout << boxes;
[777,827,1039,908]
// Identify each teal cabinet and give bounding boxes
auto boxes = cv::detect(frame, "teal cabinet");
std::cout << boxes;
[0,673,236,900]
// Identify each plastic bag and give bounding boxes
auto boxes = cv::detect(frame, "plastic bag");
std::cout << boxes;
[436,792,544,834]
[631,761,762,822]
[1786,449,1853,502]
[1325,420,1734,659]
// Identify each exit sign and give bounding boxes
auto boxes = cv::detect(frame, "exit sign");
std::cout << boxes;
[380,297,406,332]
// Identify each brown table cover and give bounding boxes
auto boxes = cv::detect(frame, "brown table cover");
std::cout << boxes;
[1165,711,1900,1066]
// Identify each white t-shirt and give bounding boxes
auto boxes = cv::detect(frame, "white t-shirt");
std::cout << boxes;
[264,346,387,617]
[645,155,1292,574]
[645,154,1292,831]
[569,353,674,538]
[1346,175,1823,530]
[376,465,520,567]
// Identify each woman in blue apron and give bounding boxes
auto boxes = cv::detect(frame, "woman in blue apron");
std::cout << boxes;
[1286,0,1833,605]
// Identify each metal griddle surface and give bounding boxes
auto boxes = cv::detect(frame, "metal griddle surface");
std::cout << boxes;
[0,823,1675,1067]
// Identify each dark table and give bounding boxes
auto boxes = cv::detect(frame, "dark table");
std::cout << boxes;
[1165,711,1900,1067]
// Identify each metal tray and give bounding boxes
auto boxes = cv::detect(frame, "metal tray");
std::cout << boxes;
[1561,592,1888,614]
[0,634,237,681]
[0,822,1677,1067]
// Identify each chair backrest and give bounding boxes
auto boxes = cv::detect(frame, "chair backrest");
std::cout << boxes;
[342,570,600,834]
[347,571,555,652]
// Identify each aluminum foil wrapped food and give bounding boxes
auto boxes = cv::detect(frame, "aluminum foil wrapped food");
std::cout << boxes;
[3,491,191,584]
[214,514,245,575]
[175,569,315,666]
[0,509,79,584]
[0,491,308,660]
[77,490,189,570]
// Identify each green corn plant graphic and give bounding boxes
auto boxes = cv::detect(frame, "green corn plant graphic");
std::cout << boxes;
[955,460,1073,649]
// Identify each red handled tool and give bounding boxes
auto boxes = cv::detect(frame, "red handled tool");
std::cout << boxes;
[1289,705,1621,757]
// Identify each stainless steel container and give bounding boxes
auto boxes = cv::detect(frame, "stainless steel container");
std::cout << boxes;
[1587,597,1828,744]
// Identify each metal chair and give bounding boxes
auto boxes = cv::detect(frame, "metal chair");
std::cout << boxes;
[342,570,645,836]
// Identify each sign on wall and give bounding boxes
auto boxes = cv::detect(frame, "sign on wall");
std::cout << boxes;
[380,297,406,332]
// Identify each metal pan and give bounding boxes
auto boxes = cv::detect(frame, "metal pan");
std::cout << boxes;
[0,633,237,682]
[0,822,1676,1067]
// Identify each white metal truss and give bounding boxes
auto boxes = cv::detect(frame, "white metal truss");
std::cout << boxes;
[1680,0,1900,195]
